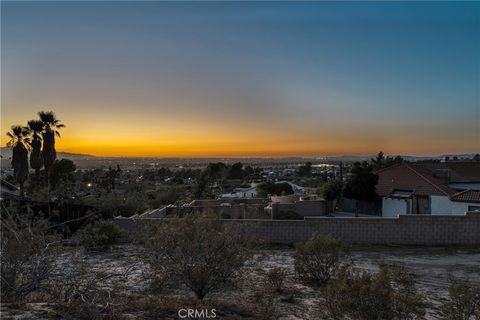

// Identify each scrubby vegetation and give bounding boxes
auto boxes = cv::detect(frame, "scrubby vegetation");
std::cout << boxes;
[320,263,426,320]
[263,267,289,293]
[294,234,352,285]
[1,203,478,320]
[143,215,253,299]
[79,219,122,251]
[1,209,59,301]
[442,275,480,320]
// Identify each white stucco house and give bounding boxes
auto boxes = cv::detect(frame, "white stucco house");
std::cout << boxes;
[376,162,480,217]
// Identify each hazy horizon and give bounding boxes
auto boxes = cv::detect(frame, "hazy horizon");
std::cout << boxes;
[2,2,479,157]
[1,146,477,160]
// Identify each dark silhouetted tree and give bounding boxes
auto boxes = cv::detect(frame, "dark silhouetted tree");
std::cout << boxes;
[6,126,30,196]
[298,162,313,177]
[257,181,293,197]
[27,120,44,185]
[50,159,76,189]
[244,165,254,178]
[343,161,378,201]
[371,151,403,170]
[228,162,244,179]
[38,111,64,186]
[322,180,343,213]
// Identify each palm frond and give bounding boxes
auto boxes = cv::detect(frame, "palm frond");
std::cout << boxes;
[11,125,24,137]
[27,120,45,133]
[38,110,56,124]
[22,139,31,150]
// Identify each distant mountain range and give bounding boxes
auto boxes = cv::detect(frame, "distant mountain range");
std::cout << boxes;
[0,147,96,160]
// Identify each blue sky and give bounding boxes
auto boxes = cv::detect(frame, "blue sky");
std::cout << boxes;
[2,1,479,156]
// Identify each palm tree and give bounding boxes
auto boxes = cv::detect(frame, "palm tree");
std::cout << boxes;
[38,111,65,185]
[6,125,30,196]
[27,120,44,184]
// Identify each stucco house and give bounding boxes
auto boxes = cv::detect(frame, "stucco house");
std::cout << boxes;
[376,162,480,217]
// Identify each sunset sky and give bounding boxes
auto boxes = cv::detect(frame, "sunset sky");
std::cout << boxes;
[2,1,479,157]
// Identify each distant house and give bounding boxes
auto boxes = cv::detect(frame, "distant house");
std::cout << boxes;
[221,183,258,199]
[376,162,480,217]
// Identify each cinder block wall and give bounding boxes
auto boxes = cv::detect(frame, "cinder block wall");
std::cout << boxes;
[163,204,268,219]
[271,201,327,218]
[114,211,480,246]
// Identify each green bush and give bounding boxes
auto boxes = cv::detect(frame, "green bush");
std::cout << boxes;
[79,220,122,251]
[442,275,480,320]
[294,234,351,286]
[320,264,426,320]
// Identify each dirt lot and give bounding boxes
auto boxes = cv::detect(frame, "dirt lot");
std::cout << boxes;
[2,245,479,319]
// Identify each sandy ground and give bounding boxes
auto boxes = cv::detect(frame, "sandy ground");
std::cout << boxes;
[2,245,479,319]
[258,246,480,319]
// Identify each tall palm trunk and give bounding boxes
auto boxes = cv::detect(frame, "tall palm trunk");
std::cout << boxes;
[27,120,45,188]
[42,129,56,187]
[29,138,43,186]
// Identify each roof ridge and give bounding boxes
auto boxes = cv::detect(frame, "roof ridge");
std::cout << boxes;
[450,189,480,203]
[403,162,451,197]
[451,189,471,197]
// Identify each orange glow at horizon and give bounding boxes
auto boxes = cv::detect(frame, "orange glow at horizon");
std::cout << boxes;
[2,105,477,158]
[30,129,478,158]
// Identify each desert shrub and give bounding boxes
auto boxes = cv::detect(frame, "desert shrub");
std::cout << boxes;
[79,220,122,251]
[86,193,148,218]
[142,262,171,295]
[294,234,351,286]
[143,215,253,299]
[320,263,426,320]
[147,186,188,208]
[0,207,59,301]
[56,254,136,320]
[264,267,288,293]
[253,289,278,320]
[442,275,480,320]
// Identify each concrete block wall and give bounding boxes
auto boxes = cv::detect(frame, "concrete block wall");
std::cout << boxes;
[271,200,327,219]
[163,204,268,219]
[114,211,480,246]
[189,198,269,207]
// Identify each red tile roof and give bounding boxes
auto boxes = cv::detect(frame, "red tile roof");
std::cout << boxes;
[411,162,480,183]
[450,190,480,203]
[376,162,452,197]
[376,162,480,199]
